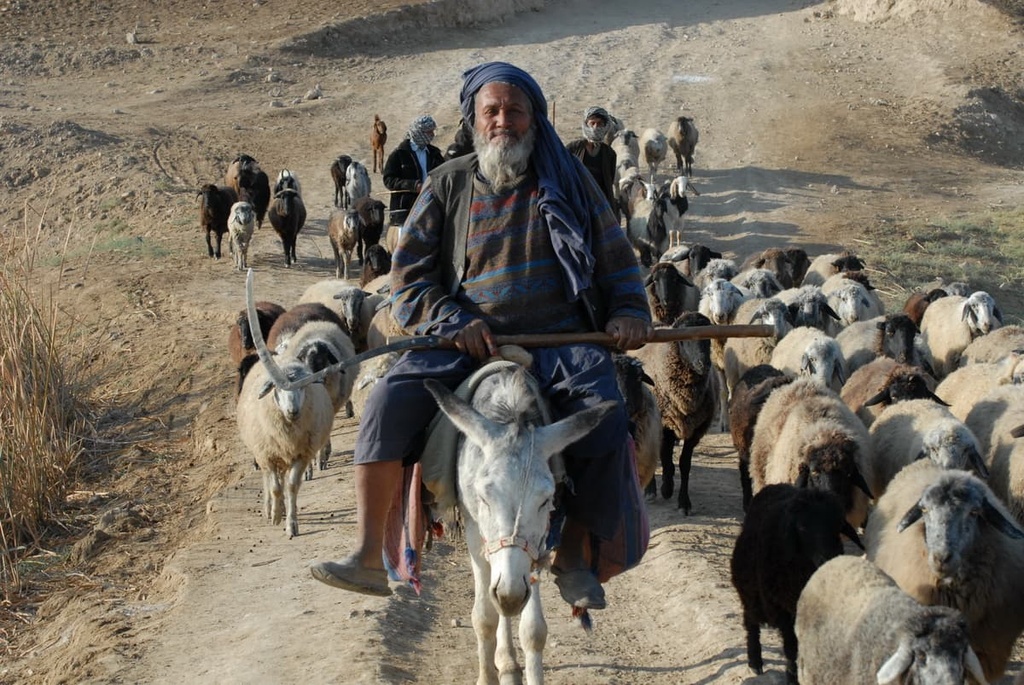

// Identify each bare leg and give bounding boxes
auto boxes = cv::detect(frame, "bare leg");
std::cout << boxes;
[309,459,401,595]
[352,460,401,569]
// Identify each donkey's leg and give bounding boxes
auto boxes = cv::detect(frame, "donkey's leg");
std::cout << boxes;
[467,532,500,685]
[519,581,546,685]
[496,615,522,685]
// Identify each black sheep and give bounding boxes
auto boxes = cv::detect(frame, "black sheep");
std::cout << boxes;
[728,365,794,511]
[330,155,353,208]
[353,196,386,263]
[359,244,392,289]
[730,484,862,684]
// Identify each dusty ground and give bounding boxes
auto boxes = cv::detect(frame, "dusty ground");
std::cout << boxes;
[2,0,1024,683]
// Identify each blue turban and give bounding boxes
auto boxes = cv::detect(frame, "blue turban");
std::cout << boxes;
[460,61,596,300]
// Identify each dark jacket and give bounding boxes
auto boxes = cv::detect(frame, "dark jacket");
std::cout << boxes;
[566,139,617,211]
[383,138,444,226]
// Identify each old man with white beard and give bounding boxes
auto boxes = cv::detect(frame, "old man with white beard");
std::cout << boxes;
[311,62,652,611]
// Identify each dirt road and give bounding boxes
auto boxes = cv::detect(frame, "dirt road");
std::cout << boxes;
[3,0,1023,683]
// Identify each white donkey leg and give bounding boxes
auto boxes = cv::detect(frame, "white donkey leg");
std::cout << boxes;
[519,581,546,685]
[496,614,522,685]
[468,532,500,685]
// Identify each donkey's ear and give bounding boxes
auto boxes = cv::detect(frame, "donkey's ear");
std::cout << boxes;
[424,379,502,447]
[534,401,618,458]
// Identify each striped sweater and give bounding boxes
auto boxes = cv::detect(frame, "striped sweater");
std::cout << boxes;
[391,166,649,338]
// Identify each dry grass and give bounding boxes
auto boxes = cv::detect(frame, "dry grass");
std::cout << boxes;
[0,213,96,603]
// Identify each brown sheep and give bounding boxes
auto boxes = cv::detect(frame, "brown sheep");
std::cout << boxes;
[267,188,306,267]
[198,183,238,260]
[328,208,359,280]
[370,115,388,174]
[667,115,699,176]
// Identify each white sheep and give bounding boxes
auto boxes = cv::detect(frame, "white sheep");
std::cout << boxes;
[699,278,748,430]
[723,297,794,398]
[935,352,1024,422]
[769,325,846,393]
[839,359,941,428]
[298,279,383,354]
[749,377,873,528]
[730,268,783,300]
[227,201,255,272]
[236,357,334,539]
[834,313,923,377]
[800,251,866,287]
[959,324,1024,366]
[693,257,739,291]
[344,160,371,209]
[821,273,884,335]
[796,555,987,685]
[273,318,358,475]
[865,458,1024,682]
[866,398,987,500]
[965,384,1024,524]
[639,127,667,183]
[775,284,840,332]
[921,291,1004,379]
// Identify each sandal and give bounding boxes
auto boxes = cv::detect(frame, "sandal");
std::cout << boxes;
[552,568,606,610]
[310,555,392,597]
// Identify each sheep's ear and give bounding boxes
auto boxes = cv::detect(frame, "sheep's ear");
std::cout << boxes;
[964,646,987,685]
[852,467,874,500]
[875,641,913,685]
[876,320,887,331]
[863,388,890,407]
[960,301,971,322]
[928,391,950,406]
[1011,424,1024,439]
[896,503,924,533]
[823,302,841,321]
[841,520,865,550]
[967,445,989,479]
[981,498,1024,539]
[641,372,656,387]
[643,273,655,287]
[994,306,1004,324]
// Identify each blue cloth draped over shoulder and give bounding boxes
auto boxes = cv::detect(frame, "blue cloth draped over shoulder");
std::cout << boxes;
[460,61,596,302]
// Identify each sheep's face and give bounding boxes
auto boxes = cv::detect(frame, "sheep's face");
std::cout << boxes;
[700,279,742,325]
[878,316,917,364]
[875,612,984,685]
[960,292,1001,337]
[919,427,985,476]
[796,436,869,513]
[906,479,985,584]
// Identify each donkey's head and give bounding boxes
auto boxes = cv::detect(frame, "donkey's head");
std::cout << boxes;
[425,371,615,616]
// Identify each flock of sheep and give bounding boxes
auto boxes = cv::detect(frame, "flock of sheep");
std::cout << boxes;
[212,113,1024,683]
[634,241,1024,683]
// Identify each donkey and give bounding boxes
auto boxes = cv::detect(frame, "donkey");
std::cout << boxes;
[424,369,616,685]
[370,114,388,174]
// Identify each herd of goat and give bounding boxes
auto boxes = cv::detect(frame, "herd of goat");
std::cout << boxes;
[210,113,1024,684]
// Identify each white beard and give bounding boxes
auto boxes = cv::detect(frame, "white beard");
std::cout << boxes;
[474,126,535,192]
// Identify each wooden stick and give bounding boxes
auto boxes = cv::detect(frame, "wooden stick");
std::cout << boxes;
[389,324,774,349]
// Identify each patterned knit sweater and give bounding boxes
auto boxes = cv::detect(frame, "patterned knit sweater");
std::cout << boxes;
[391,167,649,338]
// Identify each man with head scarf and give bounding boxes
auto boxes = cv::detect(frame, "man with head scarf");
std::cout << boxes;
[311,62,652,611]
[382,114,445,229]
[566,107,618,211]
